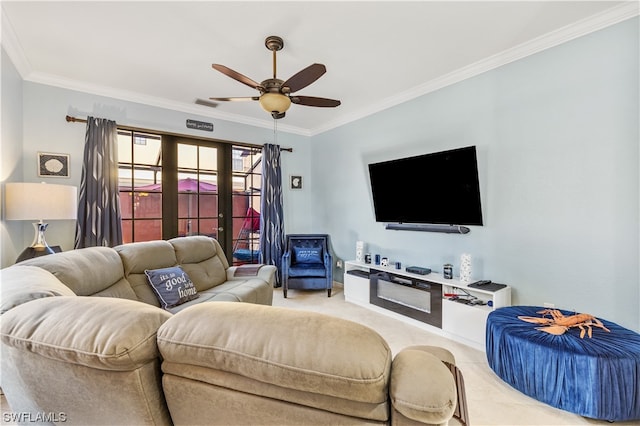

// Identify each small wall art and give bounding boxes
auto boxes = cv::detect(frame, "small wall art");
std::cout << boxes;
[290,175,303,190]
[38,152,70,178]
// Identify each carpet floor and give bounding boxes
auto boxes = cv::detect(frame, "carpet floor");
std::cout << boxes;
[1,286,636,426]
[273,284,637,426]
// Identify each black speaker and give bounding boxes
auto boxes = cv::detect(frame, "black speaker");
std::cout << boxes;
[385,223,470,234]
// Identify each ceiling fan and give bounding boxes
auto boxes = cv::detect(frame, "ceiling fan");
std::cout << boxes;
[210,36,341,119]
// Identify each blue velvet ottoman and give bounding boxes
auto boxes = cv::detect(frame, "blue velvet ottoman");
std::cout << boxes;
[486,306,640,422]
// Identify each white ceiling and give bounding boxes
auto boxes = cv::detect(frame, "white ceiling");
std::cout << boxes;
[2,1,637,136]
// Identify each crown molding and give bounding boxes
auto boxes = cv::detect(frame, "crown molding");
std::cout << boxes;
[1,5,32,78]
[1,5,309,137]
[25,71,311,136]
[3,3,637,138]
[309,2,639,136]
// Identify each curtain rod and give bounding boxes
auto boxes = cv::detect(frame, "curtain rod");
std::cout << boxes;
[65,115,293,152]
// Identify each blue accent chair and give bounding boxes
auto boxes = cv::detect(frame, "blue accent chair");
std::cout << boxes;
[281,234,332,298]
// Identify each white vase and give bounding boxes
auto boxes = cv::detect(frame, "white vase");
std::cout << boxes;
[459,253,472,283]
[356,241,365,262]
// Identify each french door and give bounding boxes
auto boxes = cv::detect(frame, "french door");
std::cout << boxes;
[117,130,262,265]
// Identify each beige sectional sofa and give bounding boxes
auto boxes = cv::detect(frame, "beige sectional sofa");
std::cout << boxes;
[0,236,462,425]
[1,235,274,314]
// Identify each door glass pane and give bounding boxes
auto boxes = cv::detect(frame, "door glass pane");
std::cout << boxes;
[118,131,163,243]
[198,218,218,238]
[231,146,262,265]
[198,193,217,218]
[199,146,218,172]
[133,219,162,241]
[178,144,198,171]
[122,219,133,242]
[177,143,218,238]
[119,135,261,263]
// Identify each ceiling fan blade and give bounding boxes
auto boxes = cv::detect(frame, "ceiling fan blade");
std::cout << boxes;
[212,64,261,90]
[209,97,260,102]
[291,95,341,108]
[282,64,326,93]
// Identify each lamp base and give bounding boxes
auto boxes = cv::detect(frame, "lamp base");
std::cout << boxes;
[16,245,59,263]
[15,221,62,263]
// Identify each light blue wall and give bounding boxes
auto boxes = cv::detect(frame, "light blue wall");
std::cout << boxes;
[311,18,640,331]
[0,82,312,266]
[2,19,638,331]
[1,47,25,266]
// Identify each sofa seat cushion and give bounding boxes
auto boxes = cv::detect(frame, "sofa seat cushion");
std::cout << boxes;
[158,302,391,412]
[287,264,327,277]
[1,296,171,371]
[164,277,274,314]
[165,292,235,314]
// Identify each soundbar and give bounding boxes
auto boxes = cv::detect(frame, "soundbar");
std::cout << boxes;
[385,223,470,234]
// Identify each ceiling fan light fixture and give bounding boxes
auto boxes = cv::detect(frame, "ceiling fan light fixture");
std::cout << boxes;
[259,92,291,114]
[210,36,340,118]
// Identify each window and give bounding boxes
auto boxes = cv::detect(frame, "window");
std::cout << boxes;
[118,131,262,265]
[177,143,219,238]
[118,130,163,243]
[231,147,262,264]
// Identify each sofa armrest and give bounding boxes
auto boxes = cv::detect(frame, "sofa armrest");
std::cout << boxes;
[226,264,277,286]
[390,347,457,425]
[324,251,333,281]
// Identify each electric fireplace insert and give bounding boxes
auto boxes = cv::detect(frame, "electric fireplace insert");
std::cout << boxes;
[369,269,442,328]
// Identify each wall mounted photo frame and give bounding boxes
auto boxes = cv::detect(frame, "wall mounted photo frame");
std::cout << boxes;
[290,175,303,190]
[38,152,70,178]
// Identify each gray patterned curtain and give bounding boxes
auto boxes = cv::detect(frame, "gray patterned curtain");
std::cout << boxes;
[259,143,285,286]
[74,116,123,248]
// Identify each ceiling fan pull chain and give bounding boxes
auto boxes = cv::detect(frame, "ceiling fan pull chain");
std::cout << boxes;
[273,118,278,144]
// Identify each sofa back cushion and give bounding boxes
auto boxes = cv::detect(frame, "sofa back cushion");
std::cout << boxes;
[115,240,178,307]
[169,236,228,291]
[1,296,171,370]
[0,265,77,314]
[158,302,391,413]
[18,247,137,299]
[1,296,172,425]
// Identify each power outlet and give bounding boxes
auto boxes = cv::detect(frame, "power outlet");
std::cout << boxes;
[543,302,555,308]
[336,260,343,268]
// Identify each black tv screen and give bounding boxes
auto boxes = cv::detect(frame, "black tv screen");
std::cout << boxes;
[368,146,483,226]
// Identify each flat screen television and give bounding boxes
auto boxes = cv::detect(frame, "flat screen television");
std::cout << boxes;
[368,146,483,226]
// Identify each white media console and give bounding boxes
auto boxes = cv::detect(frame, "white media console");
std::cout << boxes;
[344,260,511,351]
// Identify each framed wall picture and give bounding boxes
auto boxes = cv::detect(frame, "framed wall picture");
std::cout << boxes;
[290,175,303,190]
[38,152,70,178]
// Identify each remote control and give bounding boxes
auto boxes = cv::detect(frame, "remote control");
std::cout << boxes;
[472,280,492,286]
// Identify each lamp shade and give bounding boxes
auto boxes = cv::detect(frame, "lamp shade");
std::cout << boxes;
[259,92,291,114]
[5,182,77,221]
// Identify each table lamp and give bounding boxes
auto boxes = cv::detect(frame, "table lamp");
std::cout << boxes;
[5,182,78,263]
